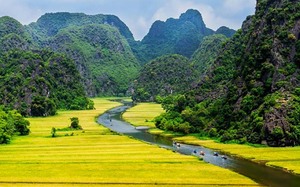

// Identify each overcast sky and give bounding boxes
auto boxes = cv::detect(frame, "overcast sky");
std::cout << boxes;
[0,0,256,40]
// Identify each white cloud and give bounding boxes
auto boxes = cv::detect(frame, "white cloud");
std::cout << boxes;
[0,0,42,24]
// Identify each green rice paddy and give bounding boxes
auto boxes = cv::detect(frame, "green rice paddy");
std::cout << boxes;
[0,99,258,186]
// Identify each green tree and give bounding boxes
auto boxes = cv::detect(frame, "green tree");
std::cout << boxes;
[51,127,57,137]
[70,117,82,130]
[31,96,56,116]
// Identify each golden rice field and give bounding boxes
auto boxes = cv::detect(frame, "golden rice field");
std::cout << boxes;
[0,99,258,187]
[122,103,164,128]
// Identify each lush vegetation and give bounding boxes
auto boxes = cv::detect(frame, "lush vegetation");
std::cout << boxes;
[125,101,300,176]
[134,9,214,64]
[215,26,236,38]
[0,49,93,116]
[154,0,300,146]
[27,13,140,96]
[0,16,34,53]
[132,54,198,101]
[0,10,235,99]
[133,34,229,102]
[26,12,134,44]
[47,24,140,96]
[191,34,228,74]
[0,107,30,144]
[0,98,257,186]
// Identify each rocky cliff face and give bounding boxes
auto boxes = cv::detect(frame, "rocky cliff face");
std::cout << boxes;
[156,0,300,146]
[204,0,300,146]
[0,16,32,53]
[27,13,140,96]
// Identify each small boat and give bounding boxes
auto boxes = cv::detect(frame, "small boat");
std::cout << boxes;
[199,151,205,156]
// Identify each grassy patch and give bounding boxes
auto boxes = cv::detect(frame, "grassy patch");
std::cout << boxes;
[0,99,257,186]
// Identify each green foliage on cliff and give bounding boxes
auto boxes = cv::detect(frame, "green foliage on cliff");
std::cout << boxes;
[133,34,227,102]
[155,0,300,146]
[132,54,198,101]
[215,26,236,38]
[26,12,134,44]
[0,16,33,53]
[135,9,214,64]
[27,13,140,96]
[0,49,93,116]
[191,34,228,75]
[47,24,140,96]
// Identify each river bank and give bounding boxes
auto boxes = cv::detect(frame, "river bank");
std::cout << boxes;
[123,102,300,182]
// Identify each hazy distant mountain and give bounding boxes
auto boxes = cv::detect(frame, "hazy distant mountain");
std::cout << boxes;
[134,9,215,64]
[133,54,198,101]
[215,26,236,38]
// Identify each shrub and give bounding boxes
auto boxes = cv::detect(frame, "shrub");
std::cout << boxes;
[70,117,82,130]
[51,127,57,137]
[208,128,218,137]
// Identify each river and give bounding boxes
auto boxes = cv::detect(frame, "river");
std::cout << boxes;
[97,102,300,187]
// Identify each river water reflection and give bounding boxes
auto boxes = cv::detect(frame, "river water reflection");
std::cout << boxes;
[97,103,300,187]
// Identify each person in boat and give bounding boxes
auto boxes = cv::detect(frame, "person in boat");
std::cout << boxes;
[199,150,205,156]
[221,155,227,160]
[213,152,219,156]
[108,113,112,126]
[173,141,177,146]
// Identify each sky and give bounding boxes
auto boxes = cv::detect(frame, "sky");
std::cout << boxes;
[0,0,256,40]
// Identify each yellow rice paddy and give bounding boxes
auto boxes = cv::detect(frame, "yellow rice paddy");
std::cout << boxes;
[0,99,258,186]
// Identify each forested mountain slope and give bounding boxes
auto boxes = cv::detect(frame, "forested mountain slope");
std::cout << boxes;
[215,26,236,38]
[27,13,140,96]
[191,34,228,75]
[0,16,33,53]
[155,0,300,146]
[0,50,93,116]
[26,12,134,44]
[0,16,92,117]
[132,54,198,101]
[134,9,214,64]
[46,24,140,96]
[133,34,228,102]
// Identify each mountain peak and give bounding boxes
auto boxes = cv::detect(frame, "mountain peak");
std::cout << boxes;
[179,9,203,20]
[0,16,24,38]
[179,9,206,30]
[32,12,134,40]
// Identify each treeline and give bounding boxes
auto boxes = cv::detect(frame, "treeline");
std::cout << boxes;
[0,107,30,144]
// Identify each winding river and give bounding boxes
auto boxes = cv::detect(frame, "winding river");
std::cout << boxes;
[97,102,300,187]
